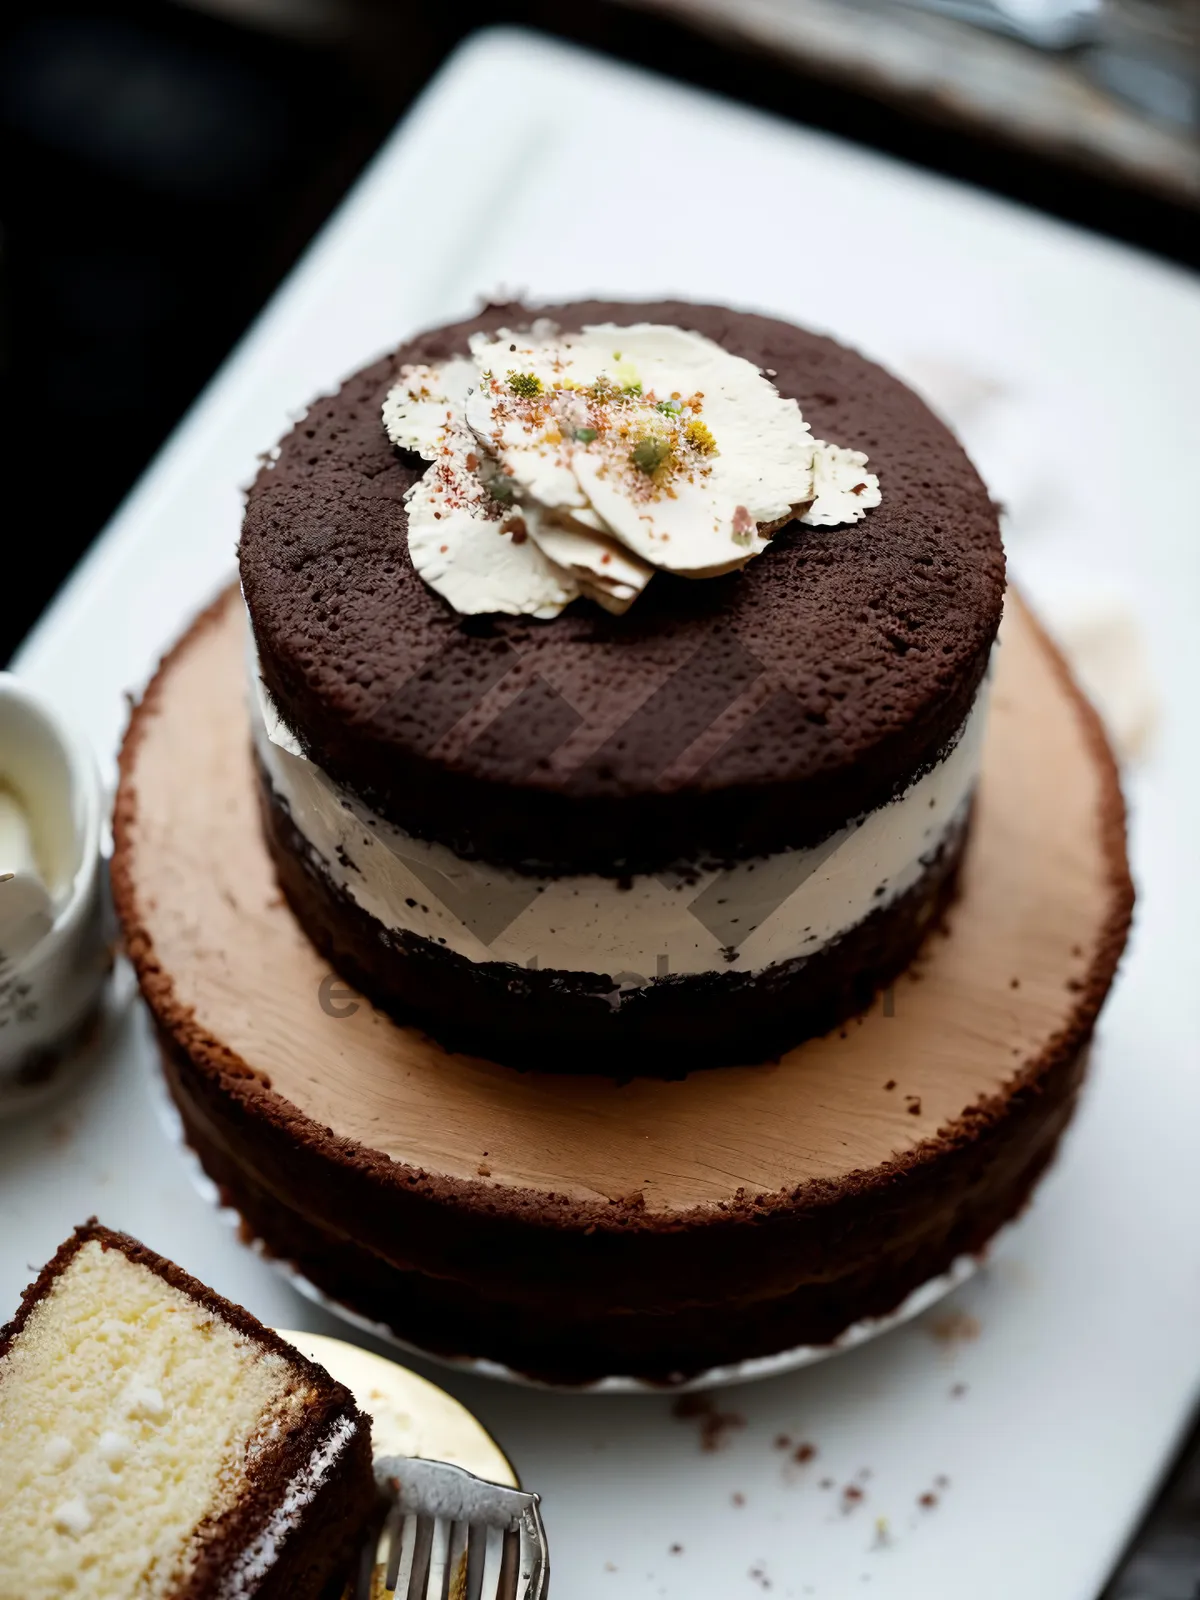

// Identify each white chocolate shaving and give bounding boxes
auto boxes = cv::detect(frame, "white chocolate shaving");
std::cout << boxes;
[522,508,653,614]
[803,441,883,527]
[382,358,477,457]
[382,324,881,617]
[404,469,578,621]
[386,357,578,618]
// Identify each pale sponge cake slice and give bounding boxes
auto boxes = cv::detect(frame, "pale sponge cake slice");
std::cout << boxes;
[0,1222,375,1599]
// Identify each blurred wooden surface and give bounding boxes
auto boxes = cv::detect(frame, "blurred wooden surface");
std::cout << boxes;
[621,0,1199,205]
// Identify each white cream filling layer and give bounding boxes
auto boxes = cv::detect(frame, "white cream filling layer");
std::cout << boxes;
[250,650,987,987]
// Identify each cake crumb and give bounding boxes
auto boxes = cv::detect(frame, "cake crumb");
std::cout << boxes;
[883,1080,896,1091]
[919,1492,938,1509]
[950,1382,968,1398]
[669,1543,683,1555]
[1009,977,1020,989]
[477,1163,492,1177]
[906,1098,922,1116]
[774,1433,791,1450]
[930,1310,981,1345]
[842,1483,865,1509]
[732,1492,746,1507]
[794,1442,817,1463]
[671,1392,745,1451]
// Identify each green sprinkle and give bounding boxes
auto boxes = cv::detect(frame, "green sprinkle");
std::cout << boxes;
[507,371,543,398]
[613,355,641,390]
[655,398,682,414]
[630,435,672,475]
[488,475,516,504]
[574,426,598,443]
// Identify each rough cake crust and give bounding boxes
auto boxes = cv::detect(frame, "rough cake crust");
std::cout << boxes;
[162,1037,1084,1383]
[239,299,1005,875]
[112,576,1131,1388]
[257,756,972,1074]
[0,1222,375,1599]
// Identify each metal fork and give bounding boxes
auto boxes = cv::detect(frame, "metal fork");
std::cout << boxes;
[352,1457,549,1600]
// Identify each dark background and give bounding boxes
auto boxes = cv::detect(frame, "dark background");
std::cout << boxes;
[1,0,1196,666]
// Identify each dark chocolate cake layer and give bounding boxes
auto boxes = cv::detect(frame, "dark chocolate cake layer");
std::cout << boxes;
[163,1035,1085,1384]
[240,299,1004,876]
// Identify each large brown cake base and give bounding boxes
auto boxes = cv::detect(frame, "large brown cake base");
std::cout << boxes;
[113,587,1132,1384]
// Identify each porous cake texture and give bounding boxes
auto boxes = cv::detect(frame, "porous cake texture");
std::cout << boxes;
[0,1223,375,1600]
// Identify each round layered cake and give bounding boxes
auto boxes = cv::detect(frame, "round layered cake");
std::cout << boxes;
[240,300,1005,1072]
[113,587,1130,1384]
[113,298,1132,1384]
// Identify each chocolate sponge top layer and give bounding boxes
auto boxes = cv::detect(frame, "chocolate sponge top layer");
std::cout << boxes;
[239,300,1004,875]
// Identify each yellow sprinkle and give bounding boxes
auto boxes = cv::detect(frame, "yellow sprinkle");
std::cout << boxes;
[685,418,717,454]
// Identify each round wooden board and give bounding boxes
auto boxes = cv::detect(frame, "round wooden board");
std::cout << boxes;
[119,587,1127,1216]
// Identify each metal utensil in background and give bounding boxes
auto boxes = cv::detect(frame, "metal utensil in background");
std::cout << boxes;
[1086,0,1200,128]
[899,0,1101,49]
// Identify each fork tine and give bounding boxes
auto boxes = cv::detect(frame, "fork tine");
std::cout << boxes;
[480,1527,504,1600]
[407,1514,435,1600]
[368,1459,547,1600]
[445,1519,468,1600]
[464,1521,487,1600]
[518,1504,547,1593]
[384,1502,411,1593]
[425,1517,449,1600]
[516,1506,546,1600]
[496,1528,521,1600]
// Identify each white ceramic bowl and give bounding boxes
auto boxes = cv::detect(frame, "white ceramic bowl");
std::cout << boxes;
[0,673,111,1112]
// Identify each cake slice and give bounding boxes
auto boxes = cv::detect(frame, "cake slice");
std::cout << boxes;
[0,1222,376,1599]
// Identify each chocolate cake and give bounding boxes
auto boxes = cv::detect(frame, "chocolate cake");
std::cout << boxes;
[111,588,1132,1383]
[0,1222,375,1597]
[239,299,1005,1072]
